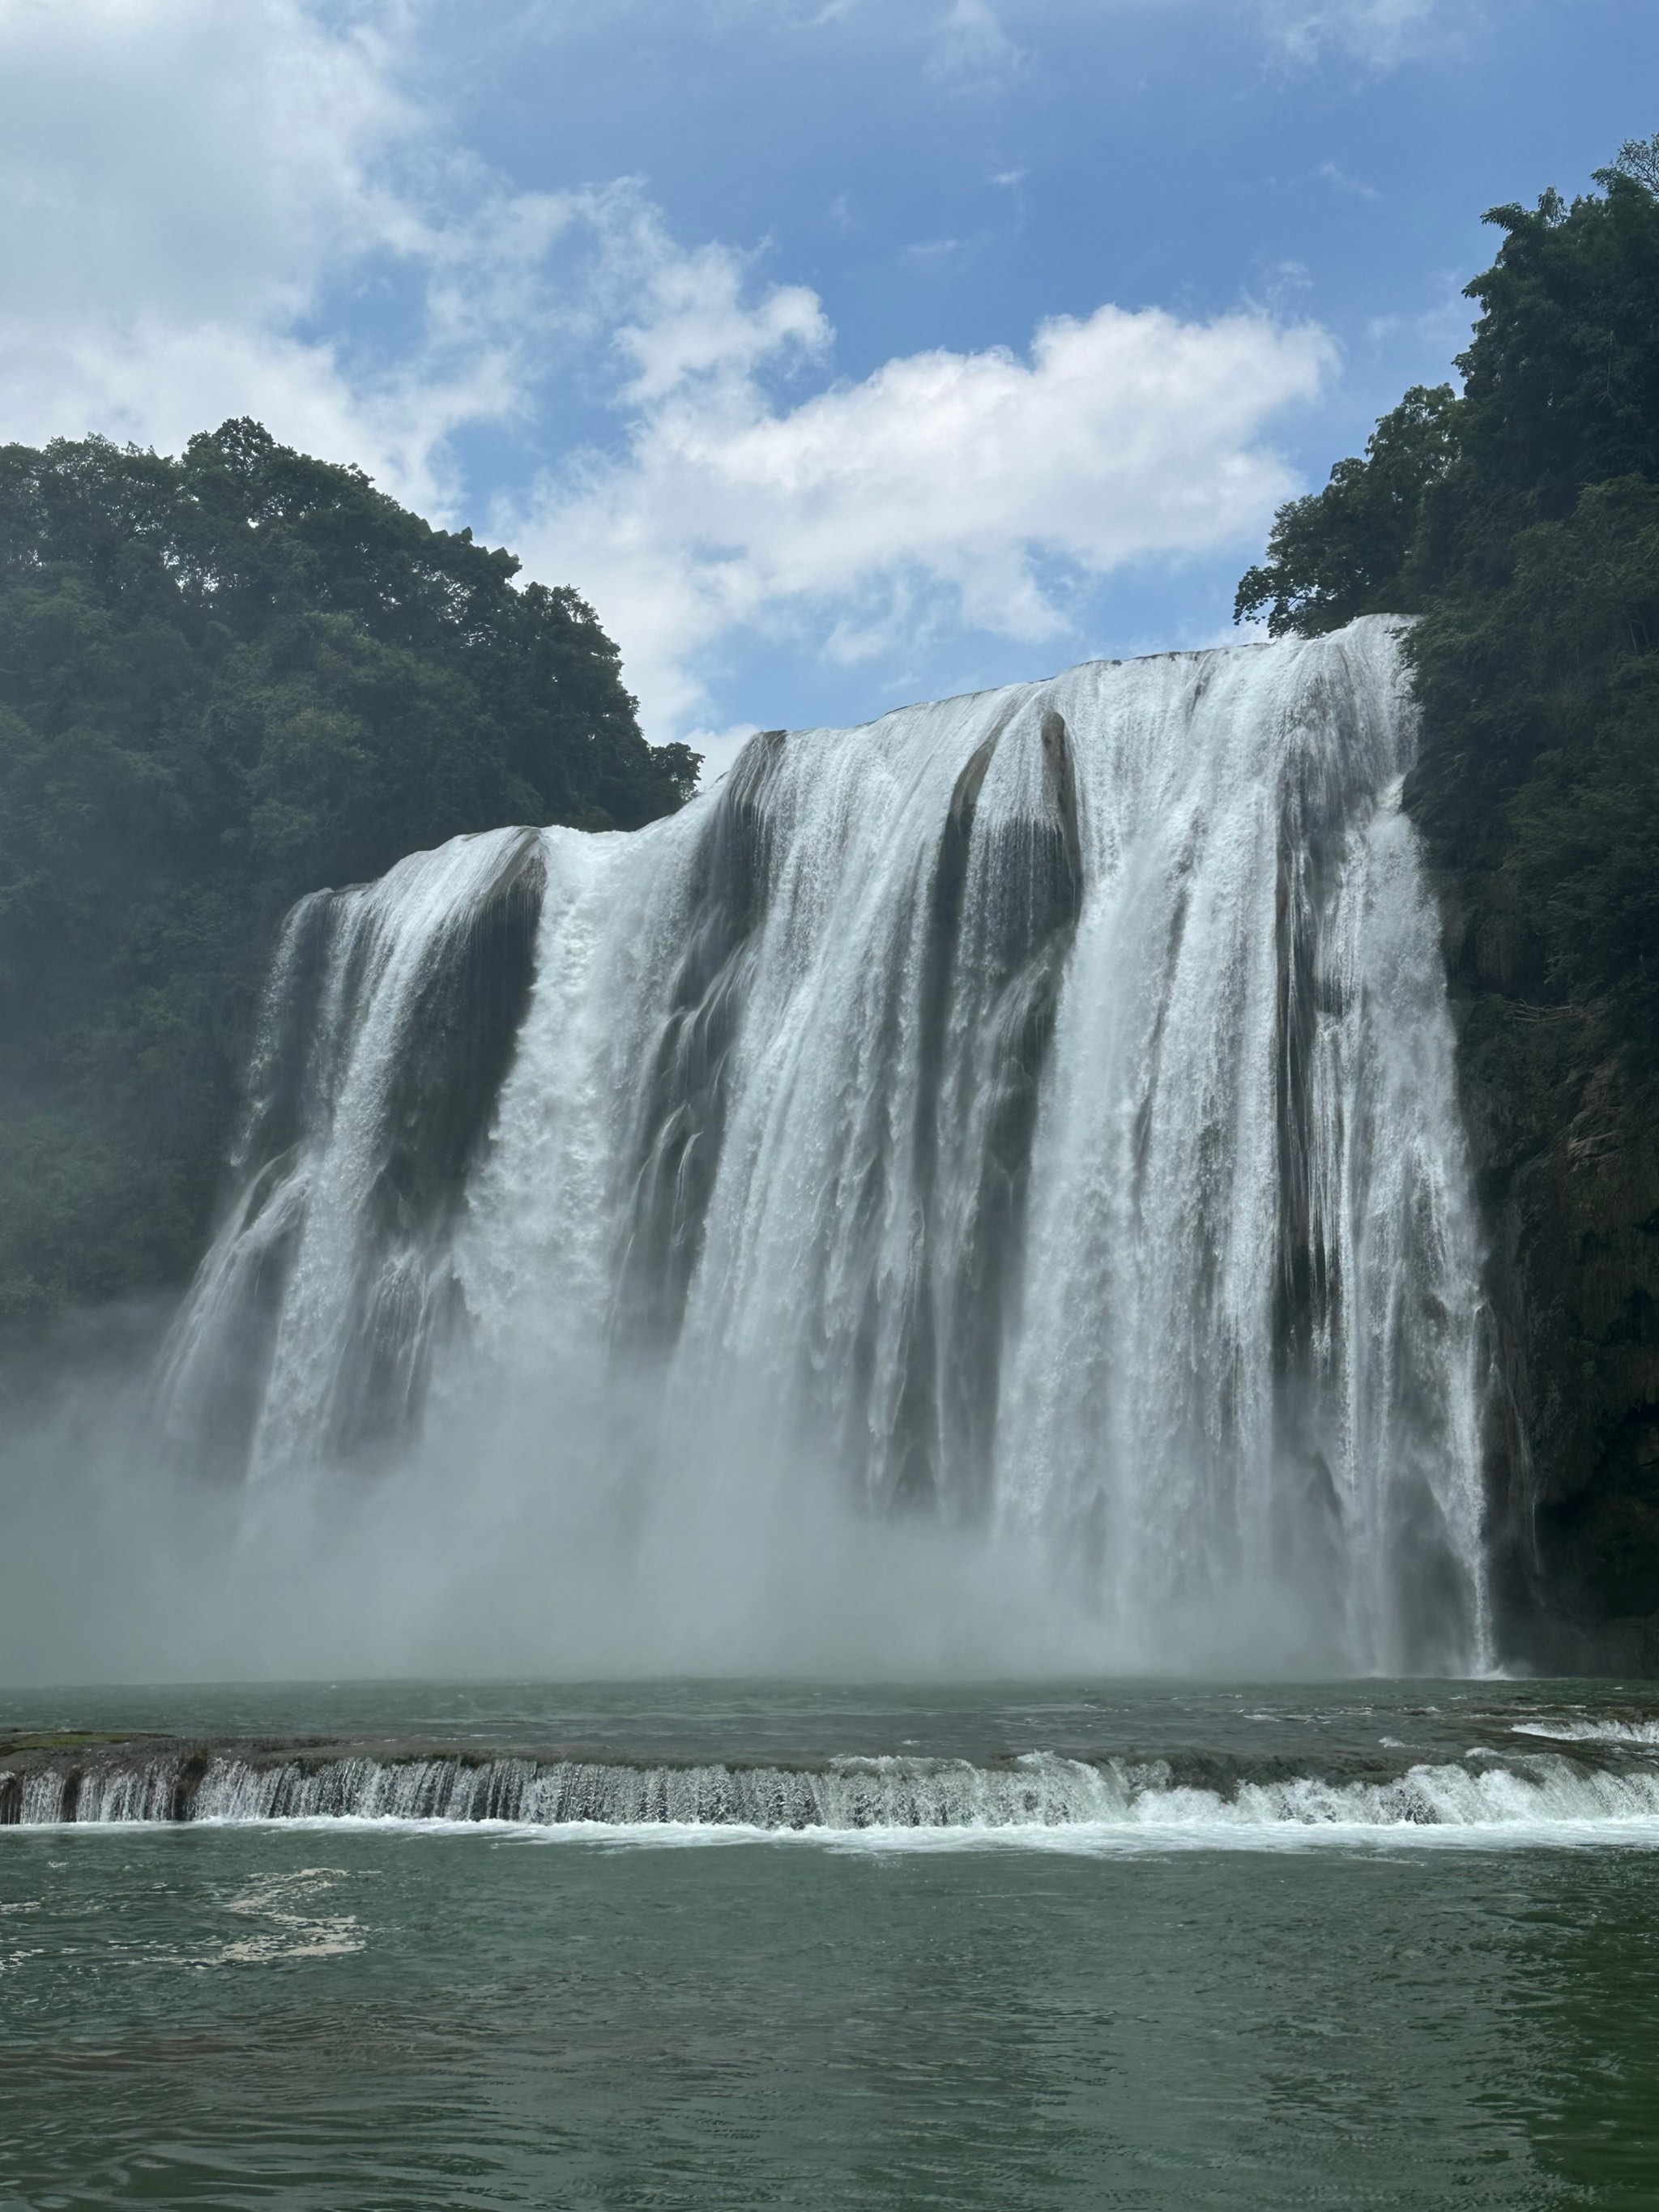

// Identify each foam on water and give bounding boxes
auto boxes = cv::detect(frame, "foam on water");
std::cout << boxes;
[1510,1718,1659,1746]
[9,1747,1659,1848]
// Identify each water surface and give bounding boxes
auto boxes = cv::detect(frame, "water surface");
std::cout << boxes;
[6,1678,1659,2209]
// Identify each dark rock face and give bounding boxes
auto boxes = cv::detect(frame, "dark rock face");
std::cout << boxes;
[324,830,548,1460]
[889,706,1084,1517]
[165,829,549,1479]
[615,732,785,1355]
[369,831,548,1247]
[1417,822,1659,1672]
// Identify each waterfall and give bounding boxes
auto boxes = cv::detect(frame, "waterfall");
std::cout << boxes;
[160,617,1491,1674]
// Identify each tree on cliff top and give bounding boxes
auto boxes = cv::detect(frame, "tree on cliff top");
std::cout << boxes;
[1235,137,1659,1053]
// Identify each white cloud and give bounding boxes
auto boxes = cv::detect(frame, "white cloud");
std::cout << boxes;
[0,0,1344,770]
[508,234,1335,746]
[0,0,570,515]
[614,242,829,405]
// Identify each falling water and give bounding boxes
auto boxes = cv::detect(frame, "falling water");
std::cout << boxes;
[160,617,1491,1674]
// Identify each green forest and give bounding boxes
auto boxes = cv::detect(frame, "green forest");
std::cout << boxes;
[0,421,697,1323]
[1238,135,1659,1651]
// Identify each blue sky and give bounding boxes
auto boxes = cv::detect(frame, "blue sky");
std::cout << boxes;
[0,1,1653,775]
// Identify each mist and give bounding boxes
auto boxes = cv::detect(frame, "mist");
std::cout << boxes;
[1,1296,1415,1689]
[0,1307,1079,1686]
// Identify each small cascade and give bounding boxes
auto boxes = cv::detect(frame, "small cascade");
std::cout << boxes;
[158,617,1493,1672]
[8,1748,1659,1833]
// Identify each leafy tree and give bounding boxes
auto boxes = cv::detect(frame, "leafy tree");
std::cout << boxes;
[1234,385,1459,635]
[1613,133,1659,194]
[1503,482,1659,1024]
[1454,169,1659,514]
[1236,145,1659,1053]
[0,421,697,1320]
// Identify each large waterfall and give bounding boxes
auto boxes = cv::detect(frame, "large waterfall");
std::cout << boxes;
[158,617,1491,1676]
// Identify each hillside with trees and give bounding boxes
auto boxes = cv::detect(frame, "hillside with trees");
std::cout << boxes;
[1239,136,1659,1665]
[0,420,697,1326]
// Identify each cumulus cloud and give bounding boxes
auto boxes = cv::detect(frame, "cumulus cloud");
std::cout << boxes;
[0,0,572,514]
[506,218,1334,750]
[0,0,1341,767]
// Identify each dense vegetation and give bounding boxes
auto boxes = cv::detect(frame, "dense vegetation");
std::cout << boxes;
[1238,136,1659,1658]
[0,420,697,1323]
[1239,136,1659,1048]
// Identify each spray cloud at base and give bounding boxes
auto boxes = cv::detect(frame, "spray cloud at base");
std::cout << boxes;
[0,618,1493,1685]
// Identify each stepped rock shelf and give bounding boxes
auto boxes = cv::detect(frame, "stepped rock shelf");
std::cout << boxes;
[11,1716,1659,1832]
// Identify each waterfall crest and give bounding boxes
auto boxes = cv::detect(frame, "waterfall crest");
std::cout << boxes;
[160,618,1491,1674]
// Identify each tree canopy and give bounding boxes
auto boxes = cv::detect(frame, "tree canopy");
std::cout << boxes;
[0,420,697,1321]
[1236,136,1659,1057]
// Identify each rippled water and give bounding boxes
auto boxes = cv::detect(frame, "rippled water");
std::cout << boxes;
[6,1680,1659,2208]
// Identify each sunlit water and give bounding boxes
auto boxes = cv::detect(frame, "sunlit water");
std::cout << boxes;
[6,1679,1659,2208]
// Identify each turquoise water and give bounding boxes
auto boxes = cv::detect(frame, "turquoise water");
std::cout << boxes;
[6,1682,1659,2208]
